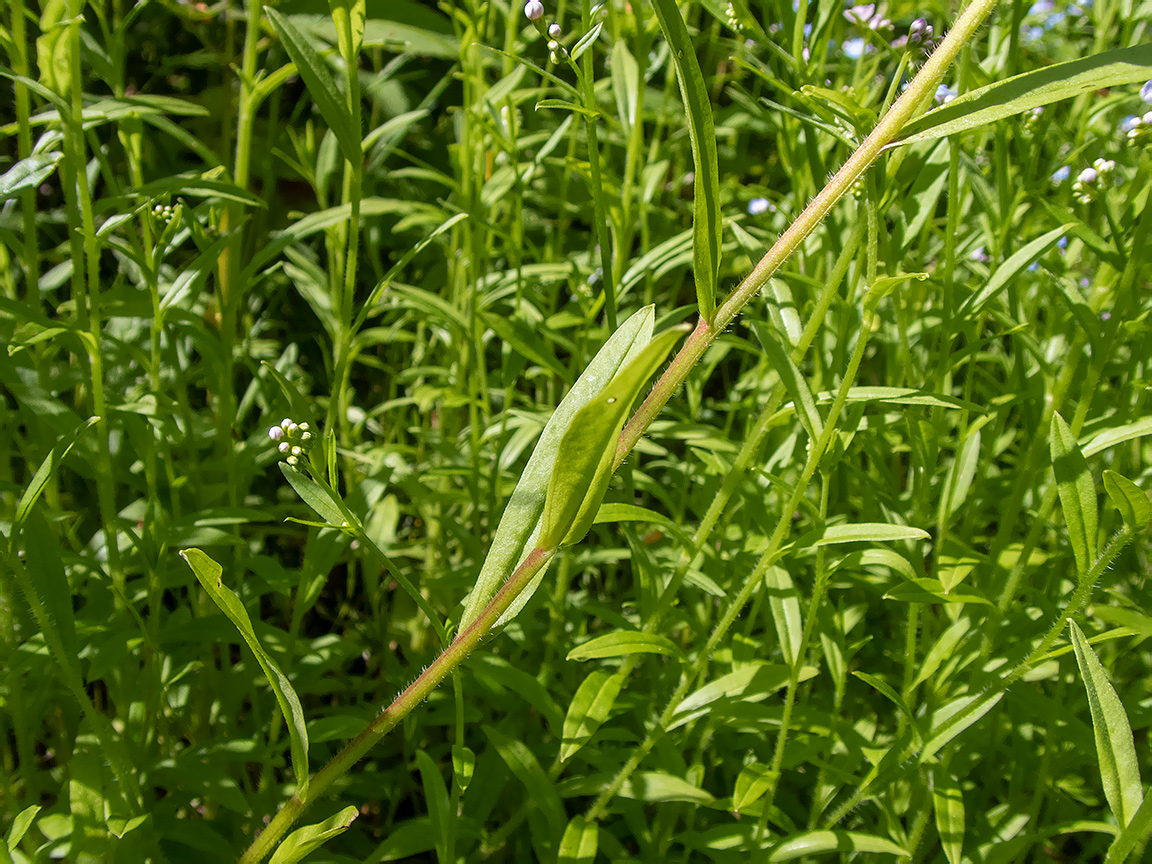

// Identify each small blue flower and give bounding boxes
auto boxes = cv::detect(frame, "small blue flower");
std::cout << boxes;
[843,37,866,59]
[1028,0,1054,13]
[1142,80,1152,104]
[747,197,771,215]
[1051,165,1070,182]
[935,84,957,104]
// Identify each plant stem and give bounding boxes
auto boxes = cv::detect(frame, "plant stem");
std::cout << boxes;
[239,544,557,863]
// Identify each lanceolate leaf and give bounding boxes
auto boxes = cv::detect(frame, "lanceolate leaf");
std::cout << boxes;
[650,0,721,322]
[1102,470,1152,532]
[557,816,598,864]
[327,0,365,62]
[459,306,656,631]
[1070,622,1144,829]
[752,320,823,442]
[1050,412,1098,579]
[269,806,358,864]
[180,549,310,798]
[539,325,685,549]
[560,670,627,762]
[567,630,680,662]
[893,43,1152,146]
[766,830,908,860]
[0,152,62,203]
[265,7,359,165]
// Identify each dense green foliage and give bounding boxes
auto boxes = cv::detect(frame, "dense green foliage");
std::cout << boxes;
[1,0,1151,861]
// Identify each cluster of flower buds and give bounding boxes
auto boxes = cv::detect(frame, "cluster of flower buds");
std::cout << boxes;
[152,202,174,221]
[1024,105,1044,132]
[1072,158,1115,204]
[524,1,567,63]
[1125,111,1152,147]
[268,418,313,467]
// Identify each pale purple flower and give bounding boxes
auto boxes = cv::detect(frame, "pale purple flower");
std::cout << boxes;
[747,197,771,215]
[1051,165,1070,182]
[1141,80,1152,104]
[843,37,866,59]
[935,84,957,104]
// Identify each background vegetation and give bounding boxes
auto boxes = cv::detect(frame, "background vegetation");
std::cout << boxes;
[1,0,1150,861]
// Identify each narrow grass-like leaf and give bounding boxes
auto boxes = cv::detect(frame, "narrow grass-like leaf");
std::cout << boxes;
[11,416,99,547]
[1102,471,1152,532]
[179,549,309,798]
[570,22,603,62]
[1050,412,1098,579]
[540,326,685,550]
[764,566,802,667]
[1084,417,1152,457]
[483,726,566,854]
[884,578,992,605]
[459,306,655,630]
[560,670,626,762]
[939,429,981,521]
[610,40,639,132]
[0,152,61,202]
[6,805,41,852]
[558,816,598,864]
[752,320,823,441]
[268,806,358,864]
[650,0,721,321]
[814,523,930,545]
[264,7,359,164]
[280,463,347,527]
[923,691,1004,761]
[567,630,680,662]
[766,830,907,860]
[414,751,451,864]
[22,506,77,658]
[620,772,715,805]
[668,663,815,730]
[894,44,1152,146]
[963,225,1074,317]
[1070,621,1144,828]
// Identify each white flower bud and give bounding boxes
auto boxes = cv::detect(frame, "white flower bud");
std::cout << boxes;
[548,39,559,51]
[291,446,302,456]
[279,441,290,453]
[281,418,293,430]
[1077,167,1098,184]
[548,23,561,38]
[524,0,544,21]
[268,426,284,441]
[286,455,298,466]
[301,431,312,441]
[298,422,310,431]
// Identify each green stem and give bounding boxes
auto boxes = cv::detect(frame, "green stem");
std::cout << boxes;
[615,0,997,469]
[239,544,556,863]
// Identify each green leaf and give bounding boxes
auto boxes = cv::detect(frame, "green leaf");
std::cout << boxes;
[1104,794,1152,863]
[280,463,348,527]
[570,21,603,62]
[6,804,41,853]
[10,416,99,552]
[1103,471,1152,532]
[1050,412,1098,579]
[269,806,358,864]
[560,670,626,762]
[540,325,685,549]
[932,769,965,864]
[732,762,776,815]
[327,0,364,61]
[265,7,360,164]
[766,830,908,860]
[483,726,567,855]
[923,691,1004,761]
[0,152,61,202]
[558,816,598,864]
[668,663,814,730]
[764,566,802,667]
[651,0,721,322]
[414,752,452,864]
[179,549,310,797]
[611,40,640,132]
[884,578,992,606]
[939,429,981,521]
[451,745,474,793]
[894,44,1152,146]
[814,523,930,545]
[21,506,76,658]
[567,630,680,662]
[752,321,823,441]
[1084,417,1152,457]
[1070,621,1144,828]
[620,772,715,805]
[459,306,656,631]
[963,225,1074,317]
